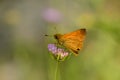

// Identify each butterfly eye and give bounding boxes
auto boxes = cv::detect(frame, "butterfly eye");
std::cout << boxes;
[77,48,80,51]
[54,35,58,39]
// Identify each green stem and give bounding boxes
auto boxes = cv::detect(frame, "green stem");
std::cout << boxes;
[55,61,59,80]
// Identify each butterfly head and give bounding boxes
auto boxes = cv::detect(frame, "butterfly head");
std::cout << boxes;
[54,34,62,40]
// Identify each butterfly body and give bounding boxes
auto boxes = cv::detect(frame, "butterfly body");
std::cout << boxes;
[54,29,86,56]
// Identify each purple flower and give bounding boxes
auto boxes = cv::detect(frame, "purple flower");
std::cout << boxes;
[48,44,69,61]
[42,8,62,23]
[48,44,56,52]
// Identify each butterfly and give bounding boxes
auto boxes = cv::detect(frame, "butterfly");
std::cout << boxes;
[54,29,86,56]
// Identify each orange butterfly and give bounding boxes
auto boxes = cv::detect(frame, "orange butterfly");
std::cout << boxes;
[54,29,86,56]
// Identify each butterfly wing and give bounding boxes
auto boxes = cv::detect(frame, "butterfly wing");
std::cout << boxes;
[59,29,86,55]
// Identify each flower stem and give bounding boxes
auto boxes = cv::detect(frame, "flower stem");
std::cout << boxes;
[55,61,59,80]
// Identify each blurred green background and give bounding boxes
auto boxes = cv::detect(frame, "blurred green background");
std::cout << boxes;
[0,0,120,80]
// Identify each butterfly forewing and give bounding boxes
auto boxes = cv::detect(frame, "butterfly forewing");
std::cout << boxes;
[58,29,86,55]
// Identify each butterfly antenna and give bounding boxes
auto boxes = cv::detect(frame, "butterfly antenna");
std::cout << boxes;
[44,34,53,37]
[45,34,49,36]
[53,25,58,34]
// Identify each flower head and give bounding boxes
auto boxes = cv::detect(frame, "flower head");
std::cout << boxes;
[42,8,62,23]
[48,44,69,61]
